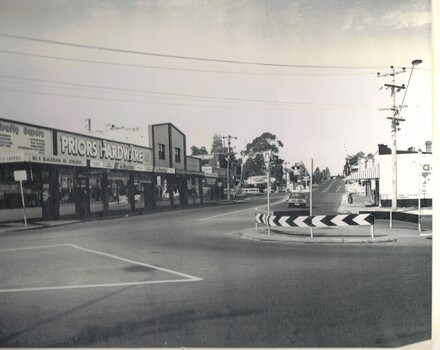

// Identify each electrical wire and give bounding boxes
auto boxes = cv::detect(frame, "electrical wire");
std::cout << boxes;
[0,32,388,70]
[0,74,374,107]
[0,50,377,76]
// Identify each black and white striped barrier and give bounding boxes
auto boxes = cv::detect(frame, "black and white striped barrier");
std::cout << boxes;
[255,213,375,238]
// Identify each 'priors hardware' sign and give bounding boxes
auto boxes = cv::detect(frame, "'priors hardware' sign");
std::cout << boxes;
[56,132,153,170]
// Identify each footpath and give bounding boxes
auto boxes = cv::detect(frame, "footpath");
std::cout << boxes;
[0,196,247,235]
[240,192,433,244]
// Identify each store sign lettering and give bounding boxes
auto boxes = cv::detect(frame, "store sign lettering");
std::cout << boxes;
[60,135,144,163]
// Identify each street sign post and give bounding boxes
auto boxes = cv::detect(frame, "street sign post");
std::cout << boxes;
[263,150,272,235]
[14,170,28,226]
[310,159,313,238]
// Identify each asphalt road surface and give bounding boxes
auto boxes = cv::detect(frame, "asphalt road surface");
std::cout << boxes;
[0,180,431,347]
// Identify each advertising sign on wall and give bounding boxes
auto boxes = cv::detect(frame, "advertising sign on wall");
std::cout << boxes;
[56,132,153,171]
[0,119,53,155]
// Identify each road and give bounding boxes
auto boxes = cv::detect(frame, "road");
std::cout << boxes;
[0,179,431,347]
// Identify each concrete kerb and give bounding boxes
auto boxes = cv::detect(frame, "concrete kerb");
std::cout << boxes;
[240,226,397,244]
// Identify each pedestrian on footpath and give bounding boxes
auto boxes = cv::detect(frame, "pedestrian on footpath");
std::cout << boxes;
[348,193,353,206]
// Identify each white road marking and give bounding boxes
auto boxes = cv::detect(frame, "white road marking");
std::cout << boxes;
[0,243,202,293]
[0,279,199,294]
[199,198,288,221]
[0,244,70,252]
[69,244,202,281]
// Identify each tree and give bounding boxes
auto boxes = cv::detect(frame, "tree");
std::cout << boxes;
[240,133,284,182]
[241,154,265,179]
[190,145,208,156]
[241,132,283,157]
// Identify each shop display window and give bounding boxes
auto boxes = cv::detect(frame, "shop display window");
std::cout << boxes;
[108,172,130,211]
[59,169,74,204]
[0,166,41,209]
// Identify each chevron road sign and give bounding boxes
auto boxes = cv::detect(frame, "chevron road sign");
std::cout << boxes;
[255,213,374,228]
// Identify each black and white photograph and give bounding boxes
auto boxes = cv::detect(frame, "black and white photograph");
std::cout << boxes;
[0,0,435,348]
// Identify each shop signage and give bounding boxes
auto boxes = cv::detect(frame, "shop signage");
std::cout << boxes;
[217,168,227,177]
[206,178,216,185]
[204,171,218,178]
[30,154,87,167]
[57,132,153,171]
[0,152,27,163]
[421,163,431,193]
[154,166,175,174]
[0,119,53,155]
[187,156,202,172]
[194,154,214,160]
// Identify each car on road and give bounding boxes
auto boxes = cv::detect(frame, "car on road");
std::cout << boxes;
[287,192,307,208]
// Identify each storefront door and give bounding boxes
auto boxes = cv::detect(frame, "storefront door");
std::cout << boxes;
[42,169,60,221]
[74,178,90,219]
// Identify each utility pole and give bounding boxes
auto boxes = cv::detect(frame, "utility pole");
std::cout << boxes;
[284,162,290,193]
[378,60,422,212]
[85,118,91,132]
[378,66,406,211]
[222,135,237,201]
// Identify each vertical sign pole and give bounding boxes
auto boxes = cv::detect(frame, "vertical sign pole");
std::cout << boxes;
[267,165,271,235]
[19,180,27,227]
[418,149,422,232]
[371,224,375,238]
[310,158,313,238]
[263,150,272,236]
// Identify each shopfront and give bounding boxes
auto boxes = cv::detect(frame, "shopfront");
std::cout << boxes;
[0,118,204,222]
[0,118,154,222]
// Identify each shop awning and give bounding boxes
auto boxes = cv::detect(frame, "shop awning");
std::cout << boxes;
[345,164,379,181]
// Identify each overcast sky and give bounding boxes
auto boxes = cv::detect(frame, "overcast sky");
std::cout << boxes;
[0,0,432,174]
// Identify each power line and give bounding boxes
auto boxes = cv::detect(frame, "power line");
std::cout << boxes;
[0,74,374,107]
[0,32,387,70]
[0,86,373,111]
[0,50,378,76]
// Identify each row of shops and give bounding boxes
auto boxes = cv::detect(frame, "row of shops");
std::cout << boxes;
[344,143,433,208]
[0,118,226,222]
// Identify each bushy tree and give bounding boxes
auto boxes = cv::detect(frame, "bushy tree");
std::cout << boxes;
[240,133,284,183]
[190,145,208,156]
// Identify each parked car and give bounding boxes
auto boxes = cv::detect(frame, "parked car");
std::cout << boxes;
[287,192,306,208]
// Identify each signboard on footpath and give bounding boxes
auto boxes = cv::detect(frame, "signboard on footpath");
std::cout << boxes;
[56,131,153,172]
[0,119,53,155]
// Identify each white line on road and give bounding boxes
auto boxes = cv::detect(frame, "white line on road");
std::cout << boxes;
[199,198,288,221]
[0,244,70,252]
[69,244,202,281]
[0,279,200,294]
[0,243,202,294]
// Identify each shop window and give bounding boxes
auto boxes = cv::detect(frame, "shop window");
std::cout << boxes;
[175,147,181,163]
[0,167,41,209]
[59,170,74,204]
[158,143,166,160]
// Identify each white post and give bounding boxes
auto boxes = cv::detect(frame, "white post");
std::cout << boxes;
[310,158,313,238]
[267,167,271,235]
[19,180,27,227]
[371,224,375,238]
[390,209,393,229]
[227,137,230,201]
[418,149,422,232]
